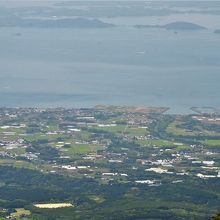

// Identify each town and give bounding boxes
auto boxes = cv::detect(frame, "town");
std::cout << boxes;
[0,106,219,219]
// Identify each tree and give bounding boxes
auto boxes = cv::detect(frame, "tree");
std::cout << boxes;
[212,213,220,220]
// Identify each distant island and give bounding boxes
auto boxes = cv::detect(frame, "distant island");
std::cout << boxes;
[214,29,220,34]
[135,21,206,31]
[0,17,115,28]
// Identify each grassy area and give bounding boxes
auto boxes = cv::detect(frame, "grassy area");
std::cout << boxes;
[136,139,190,151]
[6,147,26,155]
[46,124,59,132]
[75,131,92,141]
[126,127,149,137]
[175,145,191,151]
[95,125,148,137]
[166,122,196,136]
[24,133,68,142]
[96,125,126,134]
[0,159,37,170]
[201,140,220,147]
[0,127,26,134]
[0,134,21,142]
[0,127,26,142]
[167,121,220,137]
[137,139,177,147]
[63,144,103,157]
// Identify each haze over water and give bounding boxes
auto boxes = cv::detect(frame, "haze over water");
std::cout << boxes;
[0,1,220,113]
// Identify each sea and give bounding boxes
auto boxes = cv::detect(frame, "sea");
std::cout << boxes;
[0,24,220,114]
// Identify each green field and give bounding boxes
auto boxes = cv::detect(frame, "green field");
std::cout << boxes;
[95,125,148,137]
[166,122,196,136]
[0,159,37,170]
[136,139,190,151]
[5,147,26,156]
[167,121,220,137]
[202,139,220,147]
[137,139,176,147]
[24,133,69,142]
[62,144,103,157]
[95,125,126,134]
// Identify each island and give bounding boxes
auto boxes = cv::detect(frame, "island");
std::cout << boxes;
[0,17,115,28]
[135,21,206,31]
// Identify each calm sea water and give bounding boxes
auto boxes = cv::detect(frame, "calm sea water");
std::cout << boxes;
[0,27,220,113]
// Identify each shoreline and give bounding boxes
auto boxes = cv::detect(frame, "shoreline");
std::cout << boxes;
[0,105,219,115]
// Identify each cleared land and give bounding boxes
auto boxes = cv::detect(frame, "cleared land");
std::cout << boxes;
[34,203,73,209]
[10,208,31,218]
